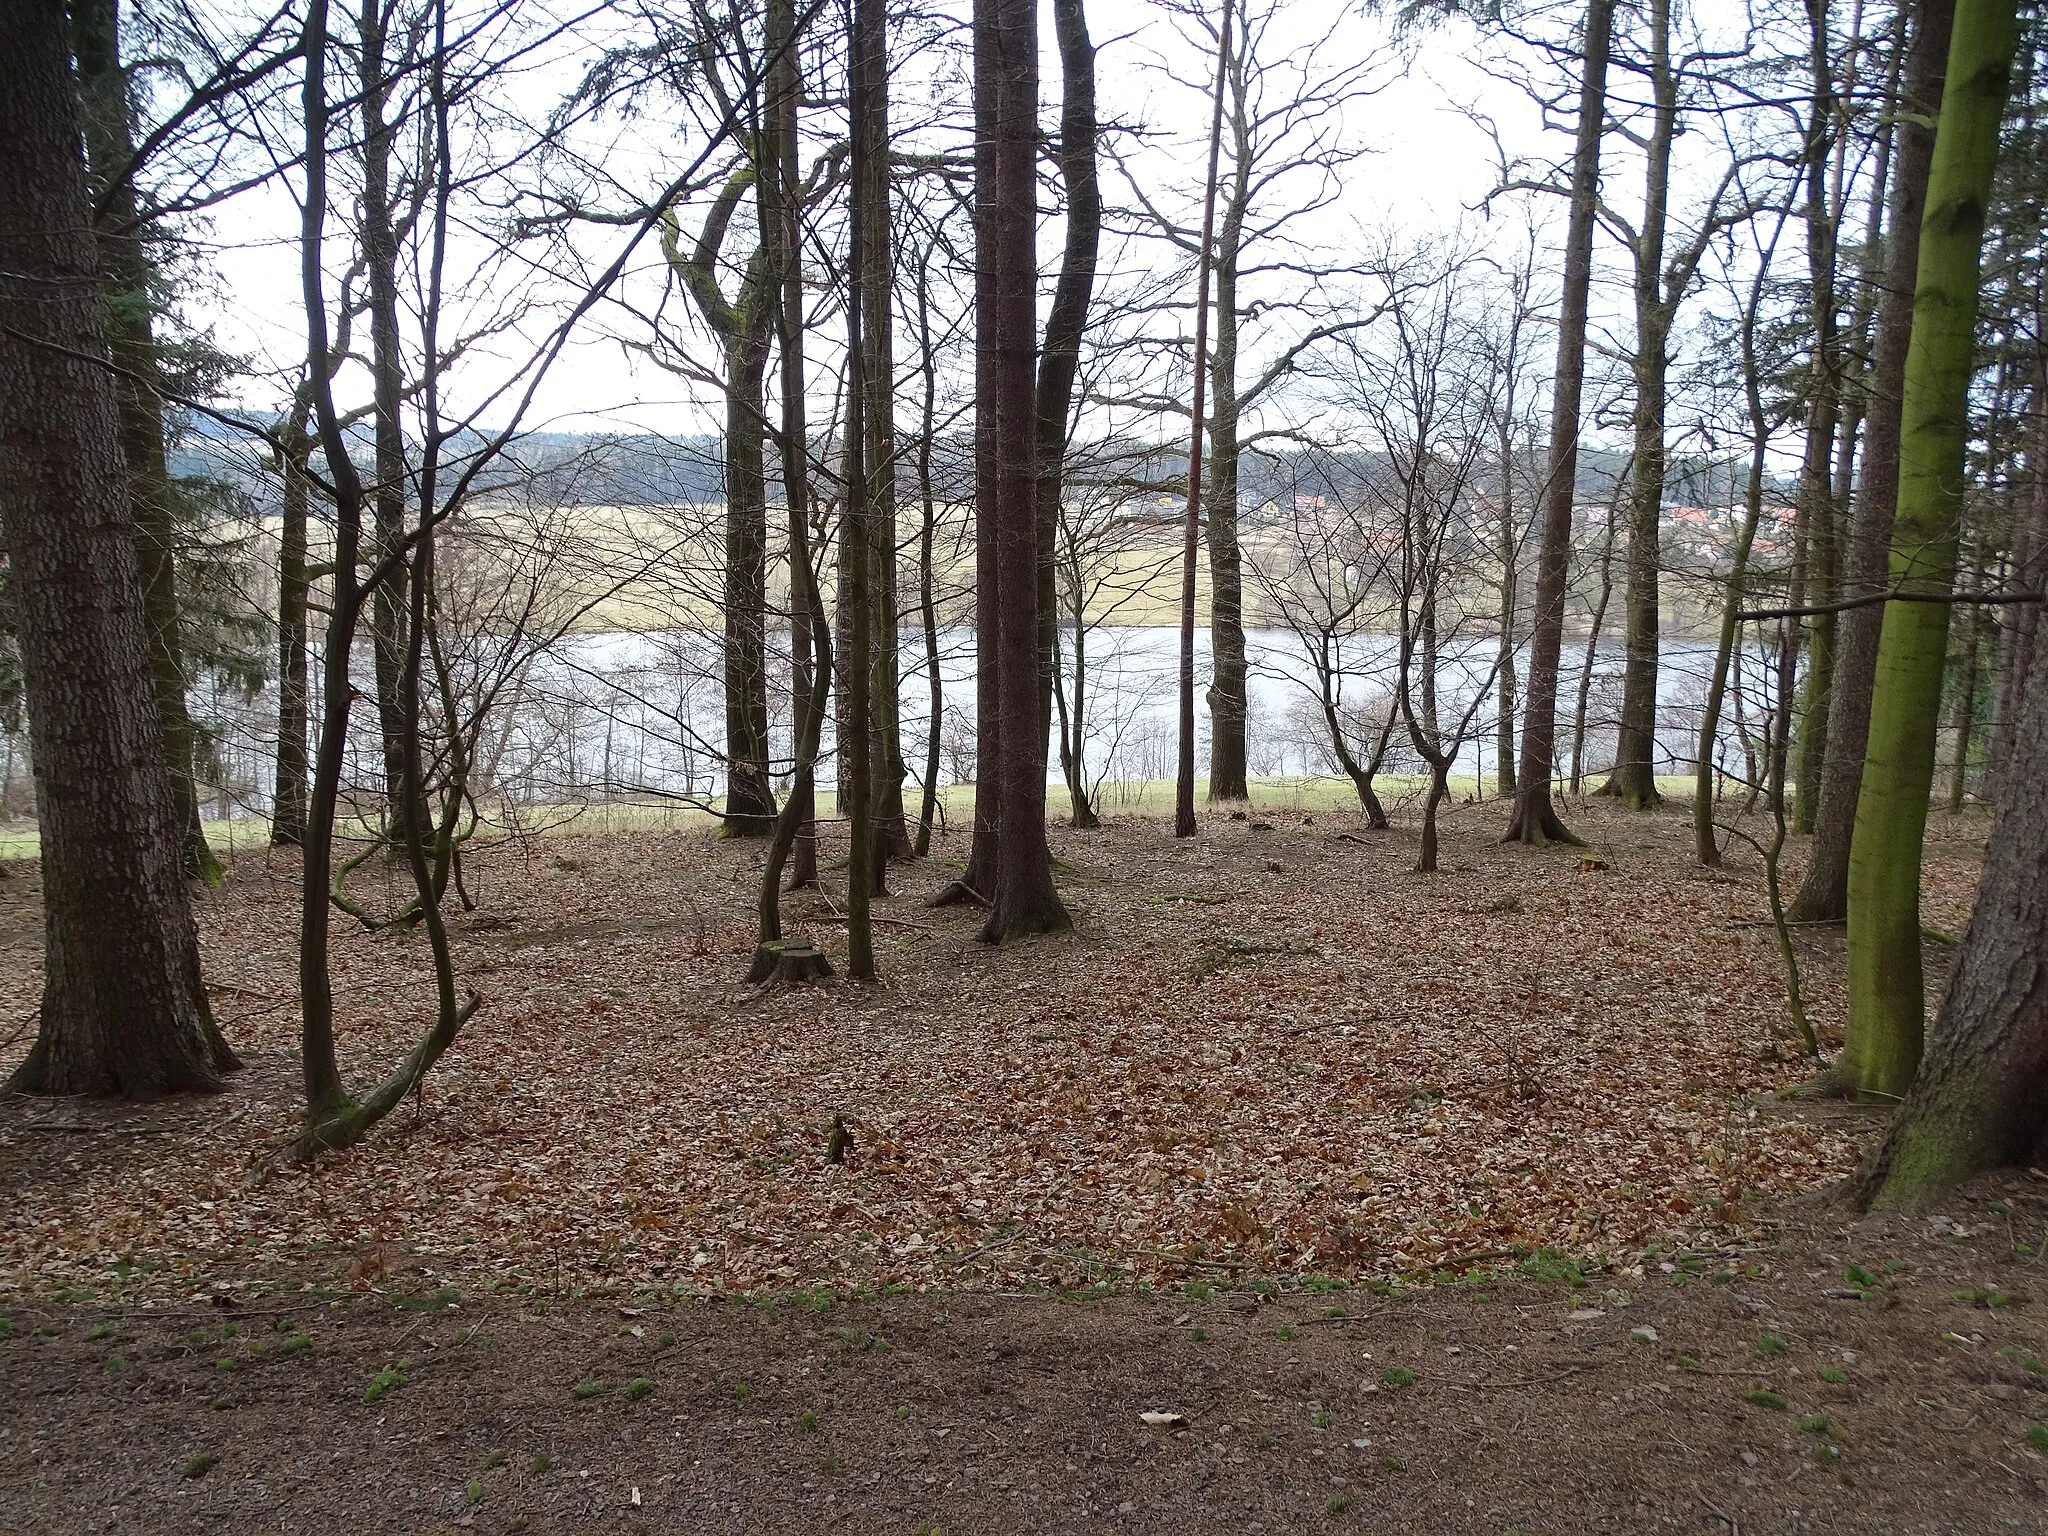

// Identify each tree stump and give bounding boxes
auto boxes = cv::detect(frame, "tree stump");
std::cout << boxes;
[748,940,835,987]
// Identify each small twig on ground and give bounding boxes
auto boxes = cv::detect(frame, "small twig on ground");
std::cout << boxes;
[1454,1362,1591,1389]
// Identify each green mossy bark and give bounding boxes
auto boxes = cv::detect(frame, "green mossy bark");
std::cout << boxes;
[1844,0,2019,1100]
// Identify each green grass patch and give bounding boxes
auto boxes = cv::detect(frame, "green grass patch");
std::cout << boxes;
[1746,1389,1789,1411]
[619,1378,653,1401]
[179,1453,216,1480]
[1381,1367,1415,1389]
[1819,1366,1848,1384]
[572,1380,605,1400]
[363,1364,408,1403]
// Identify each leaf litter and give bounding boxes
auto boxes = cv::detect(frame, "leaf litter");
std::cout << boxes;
[0,797,1989,1306]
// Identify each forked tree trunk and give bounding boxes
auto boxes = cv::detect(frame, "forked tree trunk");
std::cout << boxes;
[1789,0,1955,921]
[1843,0,2019,1100]
[0,0,233,1096]
[974,0,1069,941]
[1506,0,1613,846]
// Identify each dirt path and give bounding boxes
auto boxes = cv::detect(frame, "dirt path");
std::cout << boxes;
[5,1174,2047,1534]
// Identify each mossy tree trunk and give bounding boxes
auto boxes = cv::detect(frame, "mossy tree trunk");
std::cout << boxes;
[1789,0,1955,921]
[1856,604,2048,1208]
[1844,0,2020,1100]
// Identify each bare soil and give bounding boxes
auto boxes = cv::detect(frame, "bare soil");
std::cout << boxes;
[0,795,2030,1531]
[4,1174,2048,1534]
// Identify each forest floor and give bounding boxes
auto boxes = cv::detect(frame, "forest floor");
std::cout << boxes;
[0,793,2035,1532]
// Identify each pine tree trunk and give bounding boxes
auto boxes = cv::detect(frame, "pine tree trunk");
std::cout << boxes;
[1986,376,2045,792]
[1844,0,2019,1100]
[1206,235,1250,802]
[1507,0,1612,846]
[0,0,233,1097]
[975,0,1069,941]
[1789,0,1955,921]
[68,0,220,884]
[1856,609,2048,1209]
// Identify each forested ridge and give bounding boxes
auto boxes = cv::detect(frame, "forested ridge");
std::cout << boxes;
[2,0,2047,1527]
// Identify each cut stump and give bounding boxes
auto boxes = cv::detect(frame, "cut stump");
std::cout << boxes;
[748,940,835,987]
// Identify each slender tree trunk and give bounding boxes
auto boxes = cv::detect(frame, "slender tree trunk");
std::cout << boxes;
[1946,535,1993,809]
[271,406,315,845]
[68,0,220,884]
[1507,0,1613,846]
[0,0,232,1096]
[1570,498,1619,795]
[1697,233,1782,866]
[1790,0,1955,920]
[1791,0,1846,834]
[1495,440,1519,797]
[911,254,945,860]
[1036,0,1102,827]
[758,0,826,922]
[1600,0,1675,811]
[975,0,1069,940]
[1844,0,2019,1100]
[724,325,779,837]
[1175,0,1231,839]
[1205,72,1251,802]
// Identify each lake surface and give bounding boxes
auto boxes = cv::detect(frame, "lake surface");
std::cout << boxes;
[188,622,1768,824]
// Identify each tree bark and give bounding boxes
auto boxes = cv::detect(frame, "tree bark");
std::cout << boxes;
[271,405,315,845]
[68,0,220,884]
[1174,0,1231,840]
[1844,0,2019,1100]
[975,0,1069,941]
[1856,604,2048,1208]
[1789,0,1955,921]
[1506,0,1612,846]
[1790,0,1846,836]
[1035,0,1102,821]
[1205,71,1251,804]
[0,0,232,1096]
[1598,0,1675,811]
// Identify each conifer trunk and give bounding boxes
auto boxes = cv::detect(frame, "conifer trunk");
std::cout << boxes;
[0,0,233,1096]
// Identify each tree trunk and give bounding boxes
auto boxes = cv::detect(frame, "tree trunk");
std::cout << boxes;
[1569,498,1619,795]
[1855,608,2048,1209]
[1844,0,2018,1100]
[1599,0,1674,812]
[1987,376,2046,792]
[975,0,1069,941]
[1205,84,1250,803]
[68,0,220,884]
[0,0,232,1096]
[271,407,315,846]
[1035,0,1102,828]
[1495,442,1519,797]
[1789,0,1955,921]
[1174,0,1231,840]
[1945,535,1993,809]
[1506,0,1612,846]
[1790,0,1846,836]
[723,322,778,837]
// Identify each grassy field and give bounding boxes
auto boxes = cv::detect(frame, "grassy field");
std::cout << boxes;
[0,773,1724,862]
